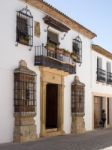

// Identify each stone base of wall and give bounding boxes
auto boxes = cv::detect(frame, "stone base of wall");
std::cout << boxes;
[71,113,85,134]
[14,115,37,143]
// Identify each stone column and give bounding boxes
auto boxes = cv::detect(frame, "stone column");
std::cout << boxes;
[40,80,47,136]
[14,113,37,143]
[13,60,37,143]
[72,113,85,134]
[58,83,65,134]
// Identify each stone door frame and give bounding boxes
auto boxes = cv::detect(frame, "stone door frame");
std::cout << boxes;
[39,67,68,137]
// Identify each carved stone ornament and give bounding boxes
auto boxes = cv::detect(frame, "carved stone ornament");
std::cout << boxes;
[34,21,40,37]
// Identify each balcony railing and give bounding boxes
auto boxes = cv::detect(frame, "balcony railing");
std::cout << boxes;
[97,68,106,82]
[34,44,76,74]
[107,72,112,84]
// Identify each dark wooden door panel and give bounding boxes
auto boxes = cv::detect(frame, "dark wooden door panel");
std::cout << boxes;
[94,97,102,128]
[46,84,58,129]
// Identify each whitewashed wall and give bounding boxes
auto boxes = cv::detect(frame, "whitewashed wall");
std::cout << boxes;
[0,0,93,143]
[0,0,42,143]
[64,35,92,133]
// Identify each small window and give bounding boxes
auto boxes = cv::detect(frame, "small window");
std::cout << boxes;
[72,36,82,63]
[16,7,33,47]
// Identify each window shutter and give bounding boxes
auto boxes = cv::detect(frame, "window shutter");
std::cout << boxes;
[97,57,102,69]
[107,62,111,72]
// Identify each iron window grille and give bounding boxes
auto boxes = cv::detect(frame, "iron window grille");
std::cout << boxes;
[71,77,85,114]
[16,6,33,47]
[14,63,36,115]
[72,36,82,63]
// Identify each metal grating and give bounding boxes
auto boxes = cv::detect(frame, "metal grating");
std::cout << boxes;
[14,64,36,115]
[73,36,82,63]
[16,6,33,47]
[71,77,85,113]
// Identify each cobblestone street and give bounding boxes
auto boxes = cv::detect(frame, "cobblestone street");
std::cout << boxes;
[1,128,112,150]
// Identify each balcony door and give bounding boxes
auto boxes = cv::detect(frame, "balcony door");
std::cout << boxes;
[47,30,59,48]
[97,57,106,82]
[107,62,112,84]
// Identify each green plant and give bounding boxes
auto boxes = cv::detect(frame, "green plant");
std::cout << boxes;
[71,52,77,61]
[46,42,56,48]
[63,48,69,52]
[19,36,29,45]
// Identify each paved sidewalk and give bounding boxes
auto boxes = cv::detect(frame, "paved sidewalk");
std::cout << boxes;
[1,128,112,150]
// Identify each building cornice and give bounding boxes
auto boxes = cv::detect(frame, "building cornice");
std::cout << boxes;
[23,0,97,39]
[92,44,112,60]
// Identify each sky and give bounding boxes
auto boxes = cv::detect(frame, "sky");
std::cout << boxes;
[44,0,112,52]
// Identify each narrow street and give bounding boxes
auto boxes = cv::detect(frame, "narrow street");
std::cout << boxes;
[1,128,112,150]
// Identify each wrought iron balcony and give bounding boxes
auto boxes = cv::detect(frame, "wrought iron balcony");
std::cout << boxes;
[107,72,112,84]
[34,44,76,74]
[97,68,106,82]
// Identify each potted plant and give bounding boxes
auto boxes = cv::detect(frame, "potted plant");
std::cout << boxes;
[46,43,56,51]
[57,48,63,55]
[19,35,29,45]
[70,52,77,61]
[63,49,70,57]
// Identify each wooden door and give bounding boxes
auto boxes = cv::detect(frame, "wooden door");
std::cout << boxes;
[94,97,102,128]
[46,83,58,129]
[107,98,110,125]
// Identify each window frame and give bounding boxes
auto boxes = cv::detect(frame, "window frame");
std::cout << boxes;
[72,36,82,63]
[16,7,33,47]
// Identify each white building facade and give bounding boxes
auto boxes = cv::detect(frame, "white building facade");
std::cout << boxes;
[91,45,112,129]
[0,0,111,144]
